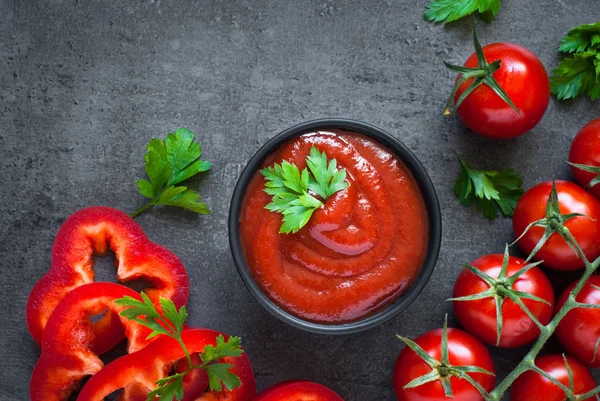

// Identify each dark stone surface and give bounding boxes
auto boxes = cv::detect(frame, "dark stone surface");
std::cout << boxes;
[0,0,598,400]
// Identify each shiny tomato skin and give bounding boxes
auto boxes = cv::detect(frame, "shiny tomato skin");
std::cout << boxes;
[455,42,550,139]
[513,180,600,270]
[511,355,597,401]
[556,276,600,367]
[254,381,344,401]
[453,254,554,348]
[393,328,495,401]
[570,118,600,199]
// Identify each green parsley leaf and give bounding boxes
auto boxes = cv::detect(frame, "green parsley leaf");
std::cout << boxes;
[558,22,600,54]
[424,0,501,24]
[454,157,524,219]
[115,296,244,400]
[147,375,184,401]
[551,22,600,101]
[132,127,212,218]
[551,52,600,100]
[260,146,349,234]
[200,335,244,363]
[306,147,349,199]
[205,363,242,391]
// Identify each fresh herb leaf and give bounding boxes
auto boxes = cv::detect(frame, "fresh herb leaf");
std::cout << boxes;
[558,22,600,54]
[551,22,600,101]
[146,375,184,401]
[454,157,524,219]
[306,147,349,199]
[205,363,242,391]
[200,335,244,362]
[132,127,212,218]
[114,296,243,400]
[261,146,349,234]
[424,0,501,24]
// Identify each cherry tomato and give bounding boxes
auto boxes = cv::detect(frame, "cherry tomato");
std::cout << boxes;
[569,118,600,199]
[254,381,343,401]
[513,180,600,270]
[456,43,550,139]
[556,275,600,368]
[393,328,495,401]
[453,254,554,348]
[511,355,597,401]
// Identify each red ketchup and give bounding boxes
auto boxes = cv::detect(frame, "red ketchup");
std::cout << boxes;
[240,130,429,323]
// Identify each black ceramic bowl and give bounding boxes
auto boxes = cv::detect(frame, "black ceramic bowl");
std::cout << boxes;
[228,118,442,334]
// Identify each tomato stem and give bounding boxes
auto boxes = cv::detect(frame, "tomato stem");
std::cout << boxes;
[443,27,520,116]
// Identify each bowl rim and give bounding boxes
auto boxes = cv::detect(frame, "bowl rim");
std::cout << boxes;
[228,118,442,334]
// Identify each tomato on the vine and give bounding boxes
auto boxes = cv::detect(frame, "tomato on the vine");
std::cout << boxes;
[448,38,550,140]
[556,275,600,368]
[453,253,554,348]
[513,180,600,270]
[253,381,343,401]
[393,327,495,401]
[569,118,600,199]
[511,355,597,401]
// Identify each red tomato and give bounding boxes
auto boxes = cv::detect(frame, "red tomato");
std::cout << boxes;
[453,254,554,348]
[511,355,597,401]
[455,43,550,139]
[556,275,600,368]
[513,180,600,270]
[569,118,600,199]
[393,328,495,401]
[254,381,343,401]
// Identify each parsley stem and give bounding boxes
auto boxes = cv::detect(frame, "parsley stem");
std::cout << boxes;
[176,337,193,370]
[130,200,156,218]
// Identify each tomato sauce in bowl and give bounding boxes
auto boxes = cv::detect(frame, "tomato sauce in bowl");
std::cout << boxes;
[229,119,440,333]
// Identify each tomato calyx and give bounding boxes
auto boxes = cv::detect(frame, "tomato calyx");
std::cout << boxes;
[531,355,600,401]
[513,180,590,263]
[443,27,520,116]
[568,162,600,190]
[450,245,549,346]
[396,315,495,397]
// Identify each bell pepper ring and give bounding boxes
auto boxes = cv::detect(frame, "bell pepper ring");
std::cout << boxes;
[30,283,157,401]
[76,329,256,401]
[26,206,190,353]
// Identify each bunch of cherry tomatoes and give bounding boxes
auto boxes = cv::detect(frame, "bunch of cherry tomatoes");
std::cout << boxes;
[390,28,600,400]
[393,116,600,400]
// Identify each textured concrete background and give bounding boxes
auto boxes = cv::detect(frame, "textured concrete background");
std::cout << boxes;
[1,0,599,400]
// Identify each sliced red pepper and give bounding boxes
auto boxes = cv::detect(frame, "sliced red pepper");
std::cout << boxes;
[254,381,344,401]
[30,282,156,401]
[26,206,189,353]
[76,329,256,401]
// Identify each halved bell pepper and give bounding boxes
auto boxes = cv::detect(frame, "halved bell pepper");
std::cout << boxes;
[26,206,189,353]
[76,329,256,401]
[30,282,155,401]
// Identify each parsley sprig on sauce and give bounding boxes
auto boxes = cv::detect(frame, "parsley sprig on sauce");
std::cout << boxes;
[261,146,349,234]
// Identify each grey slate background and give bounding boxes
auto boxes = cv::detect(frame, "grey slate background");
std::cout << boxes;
[1,0,599,400]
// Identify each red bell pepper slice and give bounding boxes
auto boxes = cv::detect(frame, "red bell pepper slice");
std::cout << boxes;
[253,381,344,401]
[76,329,256,401]
[26,206,189,353]
[30,282,156,401]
